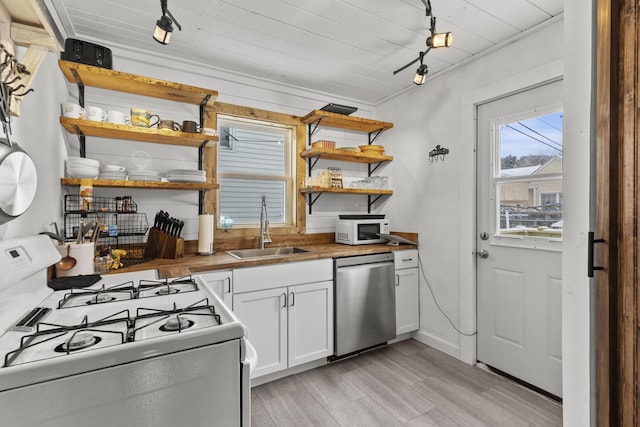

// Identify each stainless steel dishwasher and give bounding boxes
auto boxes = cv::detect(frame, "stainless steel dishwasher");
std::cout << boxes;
[334,252,396,357]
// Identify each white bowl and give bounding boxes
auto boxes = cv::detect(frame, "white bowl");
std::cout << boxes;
[68,156,100,168]
[102,164,126,172]
[67,165,99,178]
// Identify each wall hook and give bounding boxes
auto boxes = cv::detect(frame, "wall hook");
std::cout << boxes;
[429,144,449,162]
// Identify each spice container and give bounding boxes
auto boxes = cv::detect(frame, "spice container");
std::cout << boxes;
[115,196,123,212]
[123,196,133,212]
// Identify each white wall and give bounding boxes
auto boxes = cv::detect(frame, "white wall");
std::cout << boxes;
[376,18,565,356]
[0,50,68,240]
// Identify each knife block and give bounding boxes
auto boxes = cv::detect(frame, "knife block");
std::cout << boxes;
[144,229,184,259]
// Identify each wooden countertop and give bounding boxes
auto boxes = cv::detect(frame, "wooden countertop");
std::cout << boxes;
[112,242,418,279]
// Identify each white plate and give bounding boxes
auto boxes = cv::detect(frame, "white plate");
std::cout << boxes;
[128,175,161,182]
[166,176,206,183]
[129,170,161,177]
[165,169,206,176]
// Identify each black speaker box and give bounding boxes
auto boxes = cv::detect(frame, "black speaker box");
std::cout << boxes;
[61,38,112,69]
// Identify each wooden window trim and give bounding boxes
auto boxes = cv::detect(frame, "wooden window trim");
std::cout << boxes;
[203,102,307,249]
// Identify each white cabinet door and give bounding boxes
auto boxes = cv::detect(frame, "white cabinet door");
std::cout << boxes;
[395,268,419,334]
[394,249,419,335]
[288,280,333,367]
[234,287,288,378]
[199,270,233,307]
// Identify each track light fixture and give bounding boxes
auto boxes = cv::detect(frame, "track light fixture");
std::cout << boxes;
[413,53,428,85]
[153,0,182,45]
[393,0,453,84]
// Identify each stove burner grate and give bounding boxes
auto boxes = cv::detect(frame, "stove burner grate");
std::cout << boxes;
[132,298,221,337]
[3,314,129,367]
[58,281,136,309]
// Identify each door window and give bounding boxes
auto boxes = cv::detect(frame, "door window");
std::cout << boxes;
[494,109,563,240]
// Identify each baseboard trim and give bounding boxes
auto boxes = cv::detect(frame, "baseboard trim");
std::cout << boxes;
[251,358,327,387]
[412,329,461,360]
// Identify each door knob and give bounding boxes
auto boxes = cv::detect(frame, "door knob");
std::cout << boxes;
[476,249,489,258]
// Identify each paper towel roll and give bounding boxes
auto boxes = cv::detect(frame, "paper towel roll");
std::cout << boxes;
[197,214,214,254]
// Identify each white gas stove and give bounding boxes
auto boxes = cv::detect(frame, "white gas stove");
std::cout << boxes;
[0,235,253,427]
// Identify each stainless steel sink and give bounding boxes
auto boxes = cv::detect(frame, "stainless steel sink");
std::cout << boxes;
[226,247,309,260]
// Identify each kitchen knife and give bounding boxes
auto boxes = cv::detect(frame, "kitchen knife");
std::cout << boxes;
[176,220,184,237]
[153,211,162,229]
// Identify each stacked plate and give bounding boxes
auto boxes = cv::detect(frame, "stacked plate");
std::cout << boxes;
[67,156,100,178]
[165,169,207,183]
[358,144,385,154]
[128,170,162,182]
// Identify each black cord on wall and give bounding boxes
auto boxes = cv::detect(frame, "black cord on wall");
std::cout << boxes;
[417,251,477,337]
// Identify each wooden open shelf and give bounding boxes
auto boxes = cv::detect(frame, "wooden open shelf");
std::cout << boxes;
[300,147,393,163]
[301,110,394,133]
[59,60,218,108]
[60,117,217,147]
[61,178,218,191]
[300,186,393,196]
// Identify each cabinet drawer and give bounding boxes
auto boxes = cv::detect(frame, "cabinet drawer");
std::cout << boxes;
[234,259,333,294]
[394,249,418,269]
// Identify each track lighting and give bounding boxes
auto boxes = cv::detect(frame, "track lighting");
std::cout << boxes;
[413,53,428,85]
[393,0,452,85]
[427,32,453,48]
[153,0,182,45]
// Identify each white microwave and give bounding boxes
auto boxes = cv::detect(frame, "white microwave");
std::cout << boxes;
[335,218,390,245]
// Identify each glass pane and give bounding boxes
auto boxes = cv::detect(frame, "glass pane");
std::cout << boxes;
[219,126,286,176]
[497,111,563,238]
[219,178,286,224]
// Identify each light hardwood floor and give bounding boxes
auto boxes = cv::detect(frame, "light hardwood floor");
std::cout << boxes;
[251,339,562,426]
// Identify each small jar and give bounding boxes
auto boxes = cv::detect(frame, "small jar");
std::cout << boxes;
[115,196,123,212]
[123,196,132,212]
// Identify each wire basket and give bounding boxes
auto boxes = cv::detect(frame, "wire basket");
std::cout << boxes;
[64,194,137,213]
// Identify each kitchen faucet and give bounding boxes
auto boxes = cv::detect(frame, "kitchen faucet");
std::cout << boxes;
[259,195,272,249]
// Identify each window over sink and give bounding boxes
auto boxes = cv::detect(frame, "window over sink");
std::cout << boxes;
[216,114,299,228]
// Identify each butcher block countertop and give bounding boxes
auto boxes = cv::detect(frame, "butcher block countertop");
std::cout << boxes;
[115,240,418,279]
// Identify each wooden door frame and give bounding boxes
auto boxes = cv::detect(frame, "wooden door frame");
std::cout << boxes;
[596,0,639,425]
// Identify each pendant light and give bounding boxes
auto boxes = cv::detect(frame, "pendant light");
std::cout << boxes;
[153,0,182,45]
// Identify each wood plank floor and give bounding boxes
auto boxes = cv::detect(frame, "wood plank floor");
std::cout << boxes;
[251,339,562,426]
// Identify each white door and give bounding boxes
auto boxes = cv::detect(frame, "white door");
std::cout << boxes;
[287,281,333,367]
[476,80,563,397]
[233,287,288,378]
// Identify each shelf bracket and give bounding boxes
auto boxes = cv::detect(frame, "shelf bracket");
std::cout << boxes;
[308,119,323,141]
[308,193,322,214]
[197,141,210,215]
[199,95,212,129]
[368,194,383,213]
[70,69,85,107]
[369,129,384,145]
[69,69,86,157]
[308,156,321,176]
[368,162,385,176]
[72,125,86,158]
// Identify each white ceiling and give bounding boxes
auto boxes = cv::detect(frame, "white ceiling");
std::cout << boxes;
[45,0,563,104]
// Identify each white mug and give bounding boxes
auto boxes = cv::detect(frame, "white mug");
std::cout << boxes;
[107,110,131,125]
[62,102,85,119]
[86,106,107,122]
[201,127,218,137]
